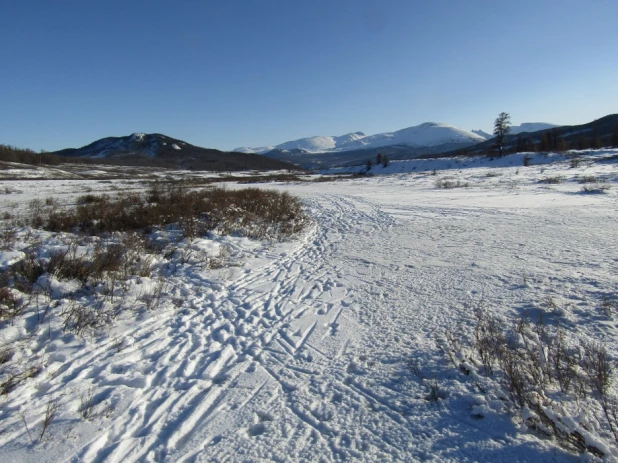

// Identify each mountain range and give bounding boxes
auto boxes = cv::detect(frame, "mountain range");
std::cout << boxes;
[234,121,560,169]
[10,116,613,173]
[235,122,488,154]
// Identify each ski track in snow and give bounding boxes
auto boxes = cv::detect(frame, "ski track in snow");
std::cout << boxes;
[1,156,618,462]
[22,194,388,463]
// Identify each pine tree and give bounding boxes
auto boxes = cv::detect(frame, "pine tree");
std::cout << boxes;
[493,112,511,157]
[539,132,551,152]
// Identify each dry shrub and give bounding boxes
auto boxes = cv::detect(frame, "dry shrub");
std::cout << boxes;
[0,348,14,364]
[600,295,618,317]
[61,300,109,336]
[579,176,601,184]
[435,177,470,189]
[0,227,17,250]
[1,364,43,395]
[440,309,617,457]
[9,250,46,293]
[78,387,99,420]
[570,157,582,168]
[539,176,564,184]
[39,398,59,440]
[0,287,22,321]
[42,186,308,241]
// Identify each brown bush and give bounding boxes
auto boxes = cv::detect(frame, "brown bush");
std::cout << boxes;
[440,309,616,457]
[42,186,307,241]
[0,287,22,321]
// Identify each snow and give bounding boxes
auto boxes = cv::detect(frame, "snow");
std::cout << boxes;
[0,250,25,270]
[130,132,146,141]
[1,150,617,461]
[171,144,181,150]
[234,145,276,154]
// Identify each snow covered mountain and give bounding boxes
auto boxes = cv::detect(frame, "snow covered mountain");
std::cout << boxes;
[235,132,366,154]
[472,123,559,140]
[236,123,485,155]
[53,133,189,159]
[356,123,485,150]
[472,129,493,140]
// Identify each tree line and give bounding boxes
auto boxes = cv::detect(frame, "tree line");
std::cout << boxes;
[492,113,618,157]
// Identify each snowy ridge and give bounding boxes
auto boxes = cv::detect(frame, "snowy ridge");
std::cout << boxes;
[276,132,366,153]
[235,123,484,154]
[471,129,492,139]
[235,132,366,154]
[510,122,558,135]
[353,122,485,149]
[470,123,558,140]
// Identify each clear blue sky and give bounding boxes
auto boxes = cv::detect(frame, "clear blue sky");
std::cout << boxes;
[2,0,617,151]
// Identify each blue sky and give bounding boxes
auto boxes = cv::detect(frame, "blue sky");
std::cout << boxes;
[2,0,617,151]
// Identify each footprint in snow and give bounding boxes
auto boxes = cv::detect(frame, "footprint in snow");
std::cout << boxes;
[248,422,267,437]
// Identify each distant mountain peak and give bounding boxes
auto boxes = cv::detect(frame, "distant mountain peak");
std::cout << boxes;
[510,122,558,135]
[130,132,146,141]
[472,129,492,140]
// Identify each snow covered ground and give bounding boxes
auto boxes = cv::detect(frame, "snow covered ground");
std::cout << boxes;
[1,150,617,462]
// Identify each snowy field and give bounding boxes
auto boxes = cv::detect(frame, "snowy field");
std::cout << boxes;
[1,151,618,462]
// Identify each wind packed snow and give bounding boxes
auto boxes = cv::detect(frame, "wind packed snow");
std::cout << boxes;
[0,150,617,462]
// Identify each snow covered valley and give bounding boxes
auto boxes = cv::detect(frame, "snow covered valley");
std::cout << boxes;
[1,152,618,462]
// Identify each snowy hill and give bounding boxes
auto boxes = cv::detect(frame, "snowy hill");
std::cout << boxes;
[355,122,485,150]
[236,123,484,155]
[236,132,366,154]
[53,133,196,159]
[471,123,558,140]
[50,133,300,171]
[510,122,558,135]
